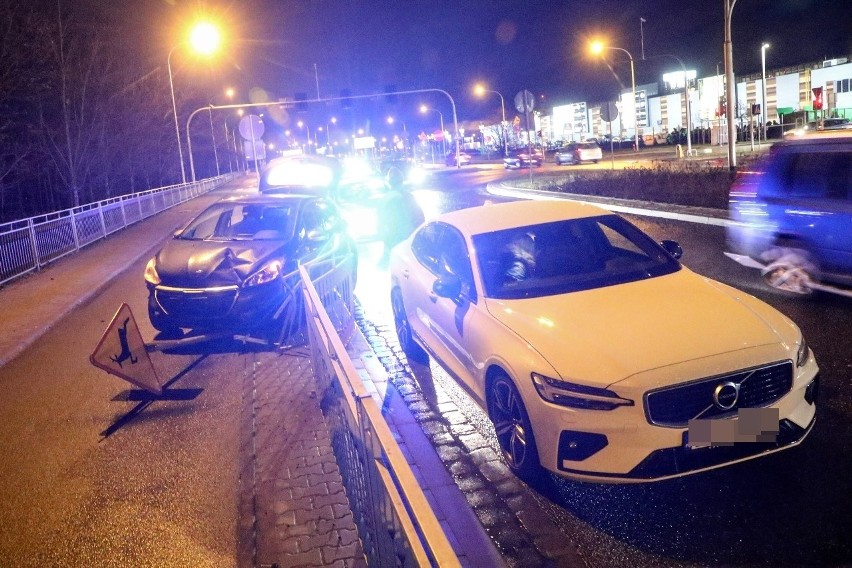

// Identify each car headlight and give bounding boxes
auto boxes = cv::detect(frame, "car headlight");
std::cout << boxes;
[244,260,283,287]
[531,372,634,410]
[796,333,810,367]
[144,258,160,286]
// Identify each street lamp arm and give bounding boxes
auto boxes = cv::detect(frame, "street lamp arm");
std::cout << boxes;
[600,45,639,153]
[185,104,214,182]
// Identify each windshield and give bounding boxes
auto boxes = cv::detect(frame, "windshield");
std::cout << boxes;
[473,215,681,299]
[178,203,297,241]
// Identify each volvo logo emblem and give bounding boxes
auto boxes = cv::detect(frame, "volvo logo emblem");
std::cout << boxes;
[713,381,740,410]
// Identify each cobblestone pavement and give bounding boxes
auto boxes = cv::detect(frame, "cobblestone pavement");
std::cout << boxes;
[239,346,367,568]
[355,304,585,568]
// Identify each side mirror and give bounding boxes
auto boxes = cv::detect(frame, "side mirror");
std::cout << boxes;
[432,274,462,299]
[660,239,683,260]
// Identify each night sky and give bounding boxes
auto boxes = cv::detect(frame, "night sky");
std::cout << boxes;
[102,0,852,127]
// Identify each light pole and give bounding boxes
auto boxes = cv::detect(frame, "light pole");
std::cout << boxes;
[653,54,693,157]
[208,107,220,176]
[724,0,739,169]
[473,84,508,157]
[420,104,446,157]
[166,21,221,184]
[387,116,408,155]
[297,120,312,152]
[590,41,640,153]
[761,42,770,142]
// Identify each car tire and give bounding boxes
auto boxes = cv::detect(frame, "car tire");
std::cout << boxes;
[488,371,541,483]
[760,245,818,296]
[391,288,427,363]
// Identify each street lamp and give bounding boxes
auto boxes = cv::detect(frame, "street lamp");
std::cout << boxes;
[297,120,312,151]
[167,21,222,184]
[326,116,336,146]
[653,54,693,157]
[761,42,770,142]
[387,116,408,154]
[473,84,508,157]
[420,104,446,156]
[590,40,640,153]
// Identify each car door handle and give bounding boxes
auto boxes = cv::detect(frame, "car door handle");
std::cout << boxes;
[428,292,438,303]
[402,269,410,279]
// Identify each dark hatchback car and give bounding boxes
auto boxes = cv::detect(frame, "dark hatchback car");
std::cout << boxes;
[727,130,852,295]
[503,148,544,169]
[144,194,356,334]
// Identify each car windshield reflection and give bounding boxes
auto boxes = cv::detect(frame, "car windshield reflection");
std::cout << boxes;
[473,215,681,299]
[178,203,297,242]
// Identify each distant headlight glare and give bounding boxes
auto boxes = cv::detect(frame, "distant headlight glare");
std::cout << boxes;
[144,258,160,286]
[244,260,283,287]
[531,372,633,410]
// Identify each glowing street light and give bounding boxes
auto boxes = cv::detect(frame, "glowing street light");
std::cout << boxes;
[590,40,640,153]
[473,84,508,157]
[167,21,222,183]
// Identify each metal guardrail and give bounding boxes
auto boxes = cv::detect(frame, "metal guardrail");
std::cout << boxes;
[0,174,237,287]
[300,262,461,567]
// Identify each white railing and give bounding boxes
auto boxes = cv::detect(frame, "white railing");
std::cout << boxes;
[300,261,461,567]
[0,175,237,287]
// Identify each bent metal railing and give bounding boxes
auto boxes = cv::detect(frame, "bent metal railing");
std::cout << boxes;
[300,262,461,567]
[0,174,237,287]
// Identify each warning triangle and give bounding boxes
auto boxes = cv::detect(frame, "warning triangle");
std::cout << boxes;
[90,303,162,395]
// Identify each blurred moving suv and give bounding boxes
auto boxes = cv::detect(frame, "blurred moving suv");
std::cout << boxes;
[727,130,852,296]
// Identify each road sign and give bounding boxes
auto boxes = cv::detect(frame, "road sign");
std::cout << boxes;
[514,90,535,113]
[238,114,265,140]
[90,303,162,395]
[600,101,619,122]
[243,139,267,162]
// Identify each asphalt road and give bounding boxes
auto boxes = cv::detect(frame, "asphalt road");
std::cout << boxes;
[354,161,852,567]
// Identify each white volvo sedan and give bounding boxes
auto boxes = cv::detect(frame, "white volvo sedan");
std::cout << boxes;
[389,199,819,483]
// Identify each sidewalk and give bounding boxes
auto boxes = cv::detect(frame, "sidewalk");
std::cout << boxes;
[0,175,502,567]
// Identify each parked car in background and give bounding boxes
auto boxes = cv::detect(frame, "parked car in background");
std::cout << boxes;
[446,151,473,166]
[390,199,818,483]
[503,148,544,169]
[144,194,356,335]
[726,129,852,296]
[820,117,852,131]
[554,142,603,165]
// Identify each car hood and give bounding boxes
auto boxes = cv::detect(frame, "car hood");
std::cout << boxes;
[483,269,793,388]
[154,239,289,287]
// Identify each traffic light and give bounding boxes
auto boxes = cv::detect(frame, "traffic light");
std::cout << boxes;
[340,89,352,109]
[294,92,308,112]
[812,87,823,110]
[384,85,398,105]
[718,96,727,116]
